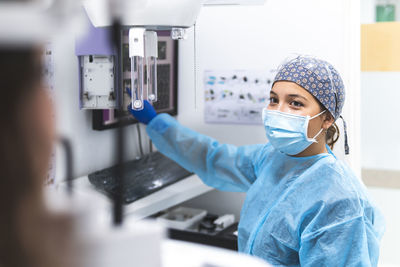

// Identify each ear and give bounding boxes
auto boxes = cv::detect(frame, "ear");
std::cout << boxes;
[322,111,334,130]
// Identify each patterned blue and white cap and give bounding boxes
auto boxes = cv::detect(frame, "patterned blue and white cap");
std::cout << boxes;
[273,56,349,154]
[273,56,345,119]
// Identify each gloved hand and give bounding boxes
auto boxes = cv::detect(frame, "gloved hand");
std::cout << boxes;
[126,89,157,125]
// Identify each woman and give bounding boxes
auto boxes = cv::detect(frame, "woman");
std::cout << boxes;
[130,56,385,266]
[0,48,74,267]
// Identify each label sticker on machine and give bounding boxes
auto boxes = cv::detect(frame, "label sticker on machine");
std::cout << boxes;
[43,44,57,186]
[204,69,276,125]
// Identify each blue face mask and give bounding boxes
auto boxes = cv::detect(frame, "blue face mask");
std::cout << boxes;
[262,108,326,156]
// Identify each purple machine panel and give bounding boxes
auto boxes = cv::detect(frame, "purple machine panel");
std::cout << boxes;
[75,15,119,109]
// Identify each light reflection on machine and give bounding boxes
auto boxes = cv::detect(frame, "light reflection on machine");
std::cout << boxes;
[129,29,159,110]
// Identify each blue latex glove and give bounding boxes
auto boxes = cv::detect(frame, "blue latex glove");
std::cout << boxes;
[126,89,157,125]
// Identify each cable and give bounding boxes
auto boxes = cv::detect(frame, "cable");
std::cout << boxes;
[149,139,153,153]
[137,123,144,157]
[58,136,74,196]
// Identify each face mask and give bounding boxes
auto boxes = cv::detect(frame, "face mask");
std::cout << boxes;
[262,108,326,156]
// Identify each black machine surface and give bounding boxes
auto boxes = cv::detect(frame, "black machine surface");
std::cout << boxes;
[88,151,192,204]
[146,211,238,251]
[168,221,239,251]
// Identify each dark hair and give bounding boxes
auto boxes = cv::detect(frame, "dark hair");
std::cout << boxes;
[318,103,340,150]
[0,48,43,267]
[326,121,340,150]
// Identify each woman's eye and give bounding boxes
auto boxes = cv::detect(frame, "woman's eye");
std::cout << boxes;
[290,101,303,107]
[269,97,278,104]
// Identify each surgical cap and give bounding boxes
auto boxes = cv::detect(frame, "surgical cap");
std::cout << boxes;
[273,56,345,120]
[273,56,349,154]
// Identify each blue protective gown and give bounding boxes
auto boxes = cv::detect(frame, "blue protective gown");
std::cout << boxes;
[147,114,385,266]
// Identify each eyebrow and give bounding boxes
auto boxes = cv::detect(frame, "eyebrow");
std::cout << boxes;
[270,90,309,102]
[288,94,308,101]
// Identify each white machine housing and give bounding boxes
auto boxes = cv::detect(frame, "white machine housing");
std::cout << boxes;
[83,0,267,29]
[83,0,204,29]
[204,0,266,5]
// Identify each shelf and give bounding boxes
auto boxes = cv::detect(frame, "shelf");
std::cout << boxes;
[60,174,213,221]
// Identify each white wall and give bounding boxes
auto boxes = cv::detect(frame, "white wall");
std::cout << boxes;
[361,0,375,24]
[361,72,400,170]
